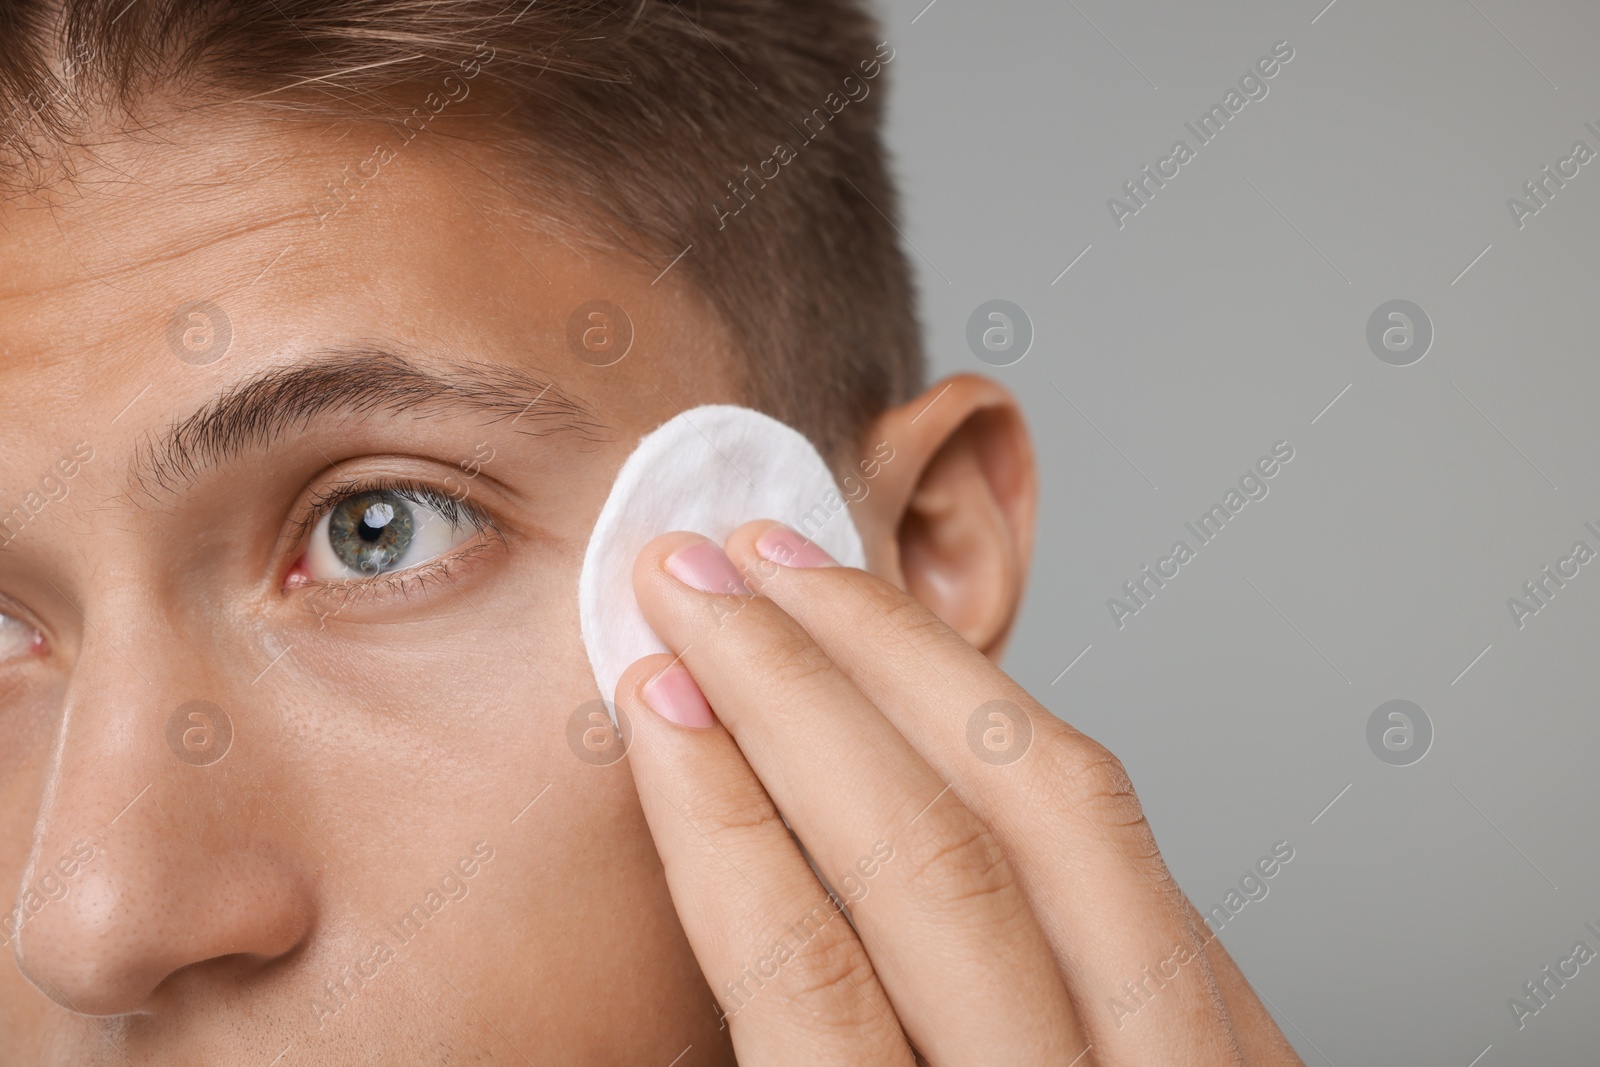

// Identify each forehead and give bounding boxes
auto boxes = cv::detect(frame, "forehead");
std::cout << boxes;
[0,108,733,445]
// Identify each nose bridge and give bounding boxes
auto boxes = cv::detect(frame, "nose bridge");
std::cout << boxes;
[34,582,204,829]
[12,590,312,1016]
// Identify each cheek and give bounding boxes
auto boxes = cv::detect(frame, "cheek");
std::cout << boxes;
[0,673,59,799]
[256,420,709,1043]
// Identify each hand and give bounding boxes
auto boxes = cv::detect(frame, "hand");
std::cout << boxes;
[616,520,1303,1066]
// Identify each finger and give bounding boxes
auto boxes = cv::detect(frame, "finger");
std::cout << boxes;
[726,521,1242,1065]
[1184,901,1305,1065]
[618,653,913,1067]
[633,533,1087,1065]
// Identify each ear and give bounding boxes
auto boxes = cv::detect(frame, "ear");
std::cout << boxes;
[847,374,1037,660]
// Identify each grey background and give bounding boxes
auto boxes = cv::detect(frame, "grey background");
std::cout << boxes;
[879,0,1600,1062]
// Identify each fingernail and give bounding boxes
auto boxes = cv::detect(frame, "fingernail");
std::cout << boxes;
[665,539,750,595]
[755,523,836,568]
[642,663,717,729]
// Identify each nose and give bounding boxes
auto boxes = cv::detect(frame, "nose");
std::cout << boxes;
[12,630,314,1016]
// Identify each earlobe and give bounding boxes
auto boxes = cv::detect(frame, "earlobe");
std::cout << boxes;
[848,375,1037,658]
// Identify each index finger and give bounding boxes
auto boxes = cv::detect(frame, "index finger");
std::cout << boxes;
[725,520,1244,1062]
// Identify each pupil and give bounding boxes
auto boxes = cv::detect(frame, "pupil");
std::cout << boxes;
[359,501,395,542]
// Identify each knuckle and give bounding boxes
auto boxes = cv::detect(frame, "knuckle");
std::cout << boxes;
[897,805,1018,911]
[732,616,837,694]
[876,592,950,643]
[1040,734,1176,881]
[777,916,880,1012]
[1044,734,1148,831]
[679,775,785,840]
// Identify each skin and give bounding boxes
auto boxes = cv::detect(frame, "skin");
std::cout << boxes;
[0,104,1301,1064]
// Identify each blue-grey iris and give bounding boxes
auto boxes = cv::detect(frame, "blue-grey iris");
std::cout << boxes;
[328,490,416,574]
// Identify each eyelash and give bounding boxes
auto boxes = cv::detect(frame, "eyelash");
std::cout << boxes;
[291,476,498,600]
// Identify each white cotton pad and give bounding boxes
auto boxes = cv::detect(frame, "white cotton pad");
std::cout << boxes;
[579,405,866,707]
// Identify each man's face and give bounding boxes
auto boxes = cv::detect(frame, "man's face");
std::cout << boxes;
[0,110,738,1064]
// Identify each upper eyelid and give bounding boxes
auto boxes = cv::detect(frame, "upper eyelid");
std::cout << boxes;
[291,476,493,546]
[0,591,46,636]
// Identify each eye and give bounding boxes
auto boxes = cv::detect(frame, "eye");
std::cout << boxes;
[0,612,44,663]
[305,487,478,581]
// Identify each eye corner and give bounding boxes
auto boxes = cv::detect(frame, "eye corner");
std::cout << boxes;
[0,611,48,664]
[282,556,312,591]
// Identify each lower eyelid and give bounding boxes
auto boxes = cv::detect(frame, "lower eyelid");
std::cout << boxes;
[294,534,498,608]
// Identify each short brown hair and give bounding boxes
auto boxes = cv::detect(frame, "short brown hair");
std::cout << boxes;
[0,0,923,456]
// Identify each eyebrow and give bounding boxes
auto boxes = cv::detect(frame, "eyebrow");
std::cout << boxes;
[133,348,608,494]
